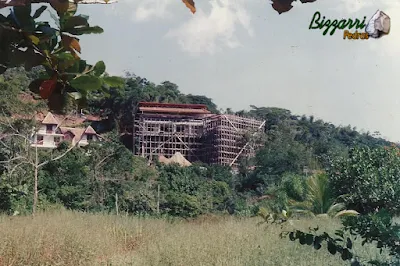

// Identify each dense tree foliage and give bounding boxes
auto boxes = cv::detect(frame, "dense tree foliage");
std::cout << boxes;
[283,145,400,266]
[0,61,397,266]
[328,146,400,215]
[0,67,394,218]
[2,2,398,265]
[0,2,125,113]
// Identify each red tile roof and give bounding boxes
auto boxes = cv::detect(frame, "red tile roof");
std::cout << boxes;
[60,127,86,143]
[42,112,59,125]
[139,107,211,114]
[84,125,97,135]
[13,112,103,127]
[138,102,209,110]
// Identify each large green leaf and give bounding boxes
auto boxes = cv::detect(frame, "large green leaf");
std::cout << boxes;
[94,61,106,76]
[53,52,75,63]
[65,59,80,73]
[24,48,45,70]
[102,76,124,88]
[334,210,359,218]
[68,92,82,100]
[63,15,89,31]
[9,48,29,67]
[70,75,102,91]
[54,52,77,71]
[66,26,104,35]
[13,6,35,31]
[33,6,47,19]
[327,241,337,255]
[78,60,87,73]
[64,59,87,74]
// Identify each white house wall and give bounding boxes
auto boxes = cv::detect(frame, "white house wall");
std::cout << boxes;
[31,119,100,149]
[78,134,99,147]
[31,134,63,148]
[37,124,57,135]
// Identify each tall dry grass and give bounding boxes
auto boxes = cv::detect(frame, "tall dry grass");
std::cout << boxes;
[0,210,387,266]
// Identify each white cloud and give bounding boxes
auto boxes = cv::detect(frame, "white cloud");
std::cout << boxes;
[165,0,254,56]
[334,0,399,14]
[102,0,254,55]
[104,0,177,21]
[338,0,373,14]
[133,0,175,22]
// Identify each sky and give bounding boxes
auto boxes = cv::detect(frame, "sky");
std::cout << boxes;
[11,0,400,141]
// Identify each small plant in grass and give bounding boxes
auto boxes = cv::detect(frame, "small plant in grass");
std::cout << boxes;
[281,146,400,265]
[281,209,400,265]
[288,173,358,218]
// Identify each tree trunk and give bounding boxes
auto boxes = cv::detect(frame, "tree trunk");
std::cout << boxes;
[115,193,119,215]
[32,146,38,215]
[157,184,160,214]
[33,166,38,215]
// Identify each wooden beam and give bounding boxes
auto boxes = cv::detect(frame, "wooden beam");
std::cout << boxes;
[229,120,266,167]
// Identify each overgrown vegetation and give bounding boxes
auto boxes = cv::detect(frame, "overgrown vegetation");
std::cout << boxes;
[282,146,400,265]
[0,210,389,266]
[1,2,399,265]
[0,68,392,219]
[1,61,398,265]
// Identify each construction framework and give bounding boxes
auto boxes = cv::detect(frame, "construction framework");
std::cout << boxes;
[134,102,265,168]
[134,102,210,163]
[203,114,265,168]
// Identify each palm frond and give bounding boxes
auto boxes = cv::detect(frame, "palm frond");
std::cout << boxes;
[289,208,315,218]
[288,199,311,210]
[306,173,334,214]
[334,209,359,218]
[326,203,346,216]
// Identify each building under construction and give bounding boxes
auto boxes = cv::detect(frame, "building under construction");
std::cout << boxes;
[202,114,265,167]
[134,102,265,168]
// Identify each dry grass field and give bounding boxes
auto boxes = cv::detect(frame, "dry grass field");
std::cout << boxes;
[0,210,389,266]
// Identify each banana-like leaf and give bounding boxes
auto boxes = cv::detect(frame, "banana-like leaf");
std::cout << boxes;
[289,208,316,218]
[334,210,359,218]
[326,203,346,216]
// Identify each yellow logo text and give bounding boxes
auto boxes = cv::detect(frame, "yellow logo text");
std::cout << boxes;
[343,30,369,40]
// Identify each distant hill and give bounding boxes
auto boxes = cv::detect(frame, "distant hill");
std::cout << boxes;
[1,68,392,163]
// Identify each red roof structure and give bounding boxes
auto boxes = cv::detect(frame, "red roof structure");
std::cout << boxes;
[138,102,211,115]
[42,112,59,125]
[84,125,97,135]
[134,102,265,169]
[138,102,208,109]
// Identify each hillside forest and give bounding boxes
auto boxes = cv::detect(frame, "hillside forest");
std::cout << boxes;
[2,2,400,265]
[0,66,393,218]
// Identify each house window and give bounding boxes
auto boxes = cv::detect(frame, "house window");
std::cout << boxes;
[87,134,93,141]
[46,125,53,133]
[37,135,43,145]
[54,137,61,144]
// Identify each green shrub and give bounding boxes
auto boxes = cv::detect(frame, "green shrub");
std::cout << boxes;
[328,146,400,214]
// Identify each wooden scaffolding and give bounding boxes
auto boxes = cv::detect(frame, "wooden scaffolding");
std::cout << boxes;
[134,102,210,163]
[202,114,265,168]
[134,102,265,168]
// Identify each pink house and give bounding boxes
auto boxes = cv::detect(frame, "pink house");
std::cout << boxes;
[31,112,101,148]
